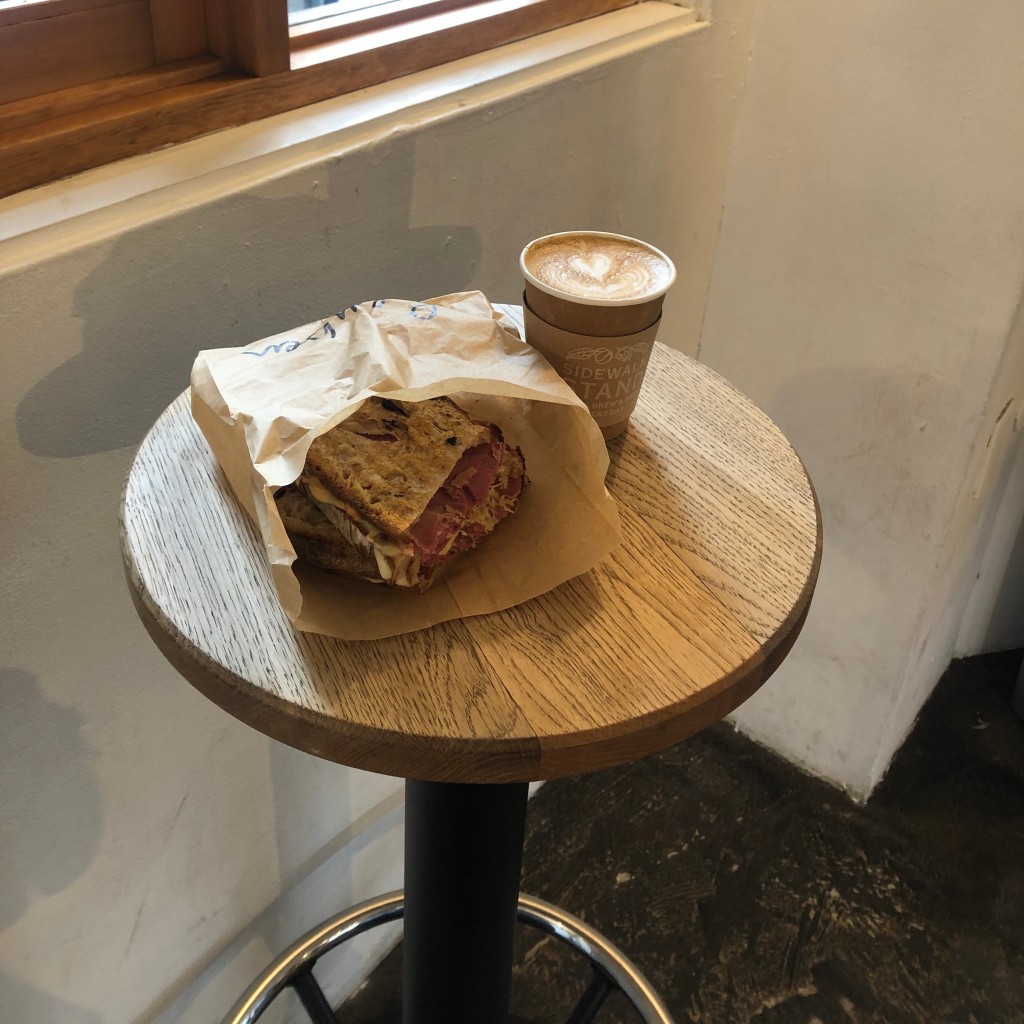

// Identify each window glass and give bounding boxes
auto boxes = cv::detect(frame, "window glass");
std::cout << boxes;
[289,0,406,27]
[0,0,59,9]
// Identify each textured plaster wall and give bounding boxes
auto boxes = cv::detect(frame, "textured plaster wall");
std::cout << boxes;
[955,290,1024,658]
[0,6,758,1021]
[700,0,1024,796]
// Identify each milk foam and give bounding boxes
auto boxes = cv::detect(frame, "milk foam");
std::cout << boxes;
[525,235,672,301]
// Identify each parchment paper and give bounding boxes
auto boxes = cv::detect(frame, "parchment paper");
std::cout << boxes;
[190,291,621,639]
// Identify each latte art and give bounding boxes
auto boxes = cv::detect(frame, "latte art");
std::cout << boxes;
[524,234,673,302]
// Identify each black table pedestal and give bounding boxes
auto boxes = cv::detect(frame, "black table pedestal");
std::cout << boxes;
[403,780,529,1023]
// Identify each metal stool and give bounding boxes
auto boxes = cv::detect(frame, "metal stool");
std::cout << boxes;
[225,891,672,1024]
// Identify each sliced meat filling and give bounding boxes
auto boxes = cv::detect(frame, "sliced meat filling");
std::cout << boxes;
[407,426,507,566]
[443,445,526,561]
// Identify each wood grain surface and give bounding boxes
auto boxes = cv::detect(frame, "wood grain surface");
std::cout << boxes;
[120,306,821,783]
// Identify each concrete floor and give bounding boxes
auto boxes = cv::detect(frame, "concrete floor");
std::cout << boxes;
[341,650,1024,1023]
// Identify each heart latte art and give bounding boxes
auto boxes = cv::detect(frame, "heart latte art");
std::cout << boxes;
[524,234,672,302]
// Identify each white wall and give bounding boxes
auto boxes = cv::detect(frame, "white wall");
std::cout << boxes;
[0,5,760,1021]
[699,0,1024,795]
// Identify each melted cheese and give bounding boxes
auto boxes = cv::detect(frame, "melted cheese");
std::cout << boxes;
[299,474,416,586]
[374,548,393,580]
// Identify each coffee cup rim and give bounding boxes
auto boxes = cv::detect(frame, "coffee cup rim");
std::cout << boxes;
[520,230,677,307]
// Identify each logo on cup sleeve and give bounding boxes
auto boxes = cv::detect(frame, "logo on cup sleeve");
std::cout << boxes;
[560,342,653,415]
[565,342,650,364]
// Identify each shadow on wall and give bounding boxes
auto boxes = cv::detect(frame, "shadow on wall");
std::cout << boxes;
[269,741,354,900]
[0,972,102,1024]
[0,668,104,1022]
[0,667,103,931]
[143,744,404,1024]
[16,139,481,458]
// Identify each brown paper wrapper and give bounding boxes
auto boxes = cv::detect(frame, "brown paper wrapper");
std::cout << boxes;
[522,300,660,440]
[190,291,621,640]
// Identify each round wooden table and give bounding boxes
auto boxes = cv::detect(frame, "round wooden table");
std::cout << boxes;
[121,306,821,1024]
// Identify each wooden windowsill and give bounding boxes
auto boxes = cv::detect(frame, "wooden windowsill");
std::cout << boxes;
[0,2,701,253]
[0,0,669,200]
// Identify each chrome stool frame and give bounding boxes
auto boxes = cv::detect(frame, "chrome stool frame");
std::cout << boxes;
[223,890,674,1024]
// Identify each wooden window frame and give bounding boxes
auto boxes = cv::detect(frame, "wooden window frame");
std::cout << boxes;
[0,0,640,200]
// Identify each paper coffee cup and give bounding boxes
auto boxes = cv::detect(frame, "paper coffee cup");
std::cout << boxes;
[520,230,676,338]
[523,299,659,440]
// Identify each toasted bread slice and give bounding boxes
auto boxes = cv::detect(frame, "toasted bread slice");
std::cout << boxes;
[292,533,381,581]
[278,485,450,590]
[275,485,341,543]
[276,486,381,580]
[303,397,492,537]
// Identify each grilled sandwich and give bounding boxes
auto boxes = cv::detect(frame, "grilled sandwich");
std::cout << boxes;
[277,396,526,590]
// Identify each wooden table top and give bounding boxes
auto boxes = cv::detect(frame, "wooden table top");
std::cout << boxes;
[121,306,821,784]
